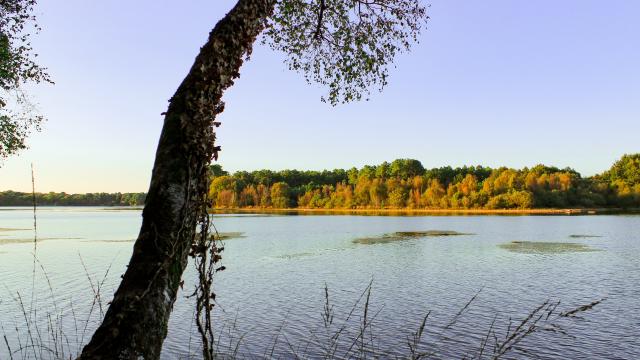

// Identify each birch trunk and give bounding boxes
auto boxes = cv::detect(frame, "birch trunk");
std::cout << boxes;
[79,1,274,358]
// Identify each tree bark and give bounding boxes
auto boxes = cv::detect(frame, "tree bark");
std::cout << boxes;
[79,0,274,358]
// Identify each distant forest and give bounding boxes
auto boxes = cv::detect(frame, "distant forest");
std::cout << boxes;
[1,154,639,209]
[0,191,146,206]
[207,154,640,210]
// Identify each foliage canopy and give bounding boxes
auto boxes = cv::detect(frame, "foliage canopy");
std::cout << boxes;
[264,0,428,104]
[0,0,50,160]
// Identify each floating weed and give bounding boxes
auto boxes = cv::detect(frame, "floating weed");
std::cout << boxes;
[0,237,84,245]
[353,230,473,245]
[215,232,246,241]
[274,252,316,260]
[79,232,245,244]
[82,239,136,243]
[568,234,602,239]
[499,241,599,254]
[210,214,278,218]
[99,207,143,211]
[395,230,473,237]
[274,247,348,260]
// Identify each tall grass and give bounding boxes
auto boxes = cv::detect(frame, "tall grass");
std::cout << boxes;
[1,271,603,359]
[1,254,115,360]
[197,282,603,359]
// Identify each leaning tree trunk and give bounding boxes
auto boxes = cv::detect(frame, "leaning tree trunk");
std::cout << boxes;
[79,0,274,358]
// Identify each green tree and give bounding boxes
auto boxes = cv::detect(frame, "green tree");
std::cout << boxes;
[208,164,229,177]
[600,154,640,187]
[375,161,391,179]
[390,158,425,178]
[0,0,51,160]
[347,166,359,185]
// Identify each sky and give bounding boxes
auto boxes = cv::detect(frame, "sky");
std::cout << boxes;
[1,0,639,193]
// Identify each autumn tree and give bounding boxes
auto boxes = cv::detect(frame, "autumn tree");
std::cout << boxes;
[197,157,640,211]
[270,181,291,208]
[79,0,428,358]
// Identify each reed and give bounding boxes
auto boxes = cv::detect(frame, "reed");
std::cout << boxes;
[1,263,604,359]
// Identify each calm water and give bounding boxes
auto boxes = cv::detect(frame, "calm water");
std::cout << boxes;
[0,207,639,359]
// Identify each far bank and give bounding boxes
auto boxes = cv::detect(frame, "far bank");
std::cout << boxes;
[209,207,640,216]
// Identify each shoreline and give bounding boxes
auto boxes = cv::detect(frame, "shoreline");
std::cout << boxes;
[0,206,638,216]
[210,207,639,216]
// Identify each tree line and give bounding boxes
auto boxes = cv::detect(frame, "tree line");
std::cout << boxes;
[208,155,640,209]
[1,155,638,209]
[0,190,146,206]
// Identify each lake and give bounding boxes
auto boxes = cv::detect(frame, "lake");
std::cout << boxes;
[0,207,639,359]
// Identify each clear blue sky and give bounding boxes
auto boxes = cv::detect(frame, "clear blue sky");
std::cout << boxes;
[1,0,639,193]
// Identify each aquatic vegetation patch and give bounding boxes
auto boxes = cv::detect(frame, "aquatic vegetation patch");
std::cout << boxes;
[396,230,472,237]
[499,241,598,254]
[0,237,84,245]
[274,252,316,260]
[210,214,278,218]
[215,232,246,241]
[568,234,602,239]
[83,239,136,243]
[274,247,346,259]
[81,232,245,243]
[353,230,473,245]
[100,207,143,211]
